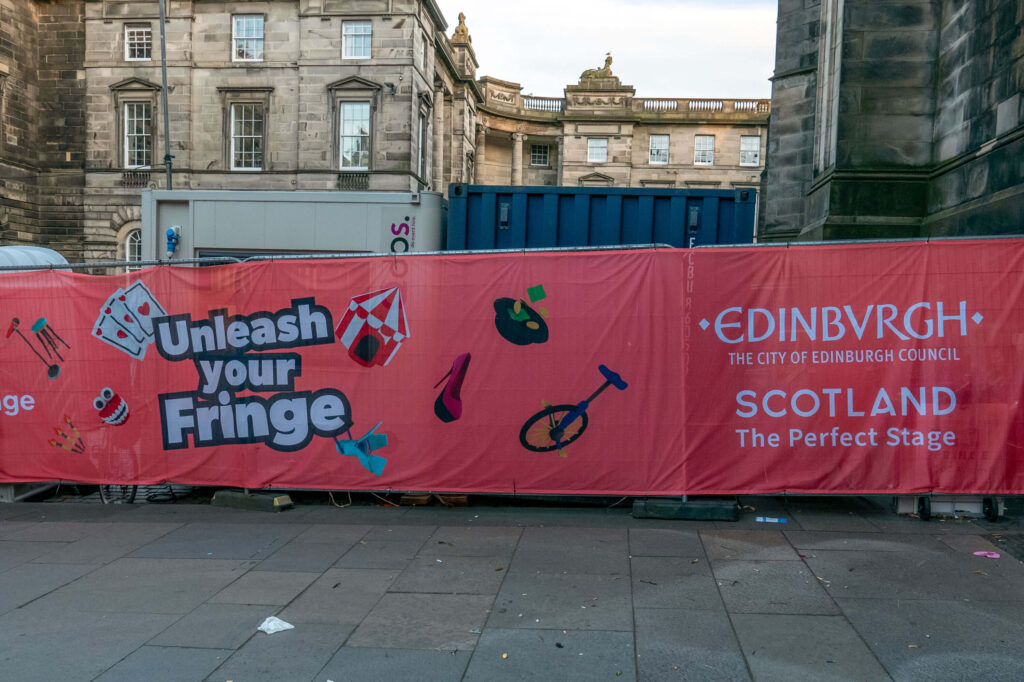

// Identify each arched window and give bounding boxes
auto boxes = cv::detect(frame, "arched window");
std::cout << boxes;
[125,228,142,272]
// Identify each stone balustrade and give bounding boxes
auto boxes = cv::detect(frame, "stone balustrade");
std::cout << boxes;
[522,96,564,112]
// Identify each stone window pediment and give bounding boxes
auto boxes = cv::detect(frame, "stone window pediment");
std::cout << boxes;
[110,77,161,93]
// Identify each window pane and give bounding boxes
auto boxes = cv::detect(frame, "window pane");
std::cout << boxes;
[344,22,372,58]
[695,135,714,165]
[740,136,760,165]
[233,15,264,60]
[340,102,371,169]
[125,25,152,60]
[530,144,549,166]
[125,229,142,273]
[649,134,669,164]
[124,102,152,168]
[231,103,263,170]
[588,138,607,162]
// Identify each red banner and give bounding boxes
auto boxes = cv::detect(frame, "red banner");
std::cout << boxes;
[1,241,1023,494]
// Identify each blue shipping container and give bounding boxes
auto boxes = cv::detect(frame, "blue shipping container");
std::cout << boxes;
[445,184,756,250]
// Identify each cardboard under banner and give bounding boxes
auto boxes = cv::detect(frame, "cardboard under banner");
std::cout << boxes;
[1,240,1023,495]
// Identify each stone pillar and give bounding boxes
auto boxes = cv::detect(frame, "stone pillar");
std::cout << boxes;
[511,132,525,186]
[432,87,444,191]
[556,135,564,186]
[475,125,487,183]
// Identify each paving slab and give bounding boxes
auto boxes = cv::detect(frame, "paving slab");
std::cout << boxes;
[335,538,424,569]
[319,646,472,681]
[868,515,987,534]
[276,567,399,626]
[0,540,68,572]
[629,528,705,557]
[803,549,1024,601]
[784,531,948,553]
[630,556,723,611]
[732,613,891,681]
[634,607,750,681]
[424,525,522,556]
[210,622,343,682]
[390,555,511,594]
[362,524,438,543]
[785,509,882,532]
[0,604,178,682]
[128,521,305,560]
[488,572,633,631]
[148,602,277,650]
[0,561,99,614]
[31,521,182,565]
[702,530,800,562]
[93,645,232,682]
[837,597,1024,681]
[253,539,352,572]
[464,628,635,681]
[209,569,319,605]
[509,527,629,575]
[348,592,492,650]
[1,520,110,542]
[292,522,372,544]
[32,557,253,614]
[713,560,840,615]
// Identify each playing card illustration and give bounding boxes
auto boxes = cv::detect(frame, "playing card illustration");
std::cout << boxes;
[123,280,167,336]
[92,283,166,360]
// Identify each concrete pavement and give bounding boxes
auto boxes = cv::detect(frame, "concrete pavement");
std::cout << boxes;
[1,493,1022,681]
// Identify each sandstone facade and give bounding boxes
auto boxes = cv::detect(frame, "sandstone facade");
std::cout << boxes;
[2,0,768,266]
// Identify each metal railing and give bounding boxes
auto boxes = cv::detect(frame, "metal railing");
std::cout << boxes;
[523,96,564,112]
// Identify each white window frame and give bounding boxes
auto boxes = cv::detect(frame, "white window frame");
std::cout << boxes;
[649,134,669,165]
[125,229,142,272]
[740,135,761,166]
[694,134,715,165]
[343,21,372,59]
[123,101,152,169]
[588,138,608,163]
[230,103,264,171]
[232,15,264,62]
[530,144,549,167]
[340,101,371,170]
[124,24,152,61]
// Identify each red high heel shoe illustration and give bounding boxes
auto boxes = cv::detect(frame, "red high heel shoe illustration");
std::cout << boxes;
[434,353,471,422]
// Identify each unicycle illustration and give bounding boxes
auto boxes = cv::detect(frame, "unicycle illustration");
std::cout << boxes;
[519,364,628,456]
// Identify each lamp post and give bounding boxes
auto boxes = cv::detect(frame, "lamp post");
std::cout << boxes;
[158,0,173,189]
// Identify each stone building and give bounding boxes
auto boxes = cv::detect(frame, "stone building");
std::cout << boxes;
[761,0,1024,241]
[1,1,769,267]
[477,59,769,192]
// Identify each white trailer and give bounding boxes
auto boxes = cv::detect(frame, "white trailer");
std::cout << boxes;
[140,189,447,261]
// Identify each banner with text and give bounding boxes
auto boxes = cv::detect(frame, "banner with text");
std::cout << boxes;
[1,241,1022,494]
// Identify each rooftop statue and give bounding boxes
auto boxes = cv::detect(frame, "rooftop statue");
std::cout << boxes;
[580,54,614,80]
[451,12,472,44]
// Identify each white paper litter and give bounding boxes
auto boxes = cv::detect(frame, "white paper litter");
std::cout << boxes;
[257,616,295,634]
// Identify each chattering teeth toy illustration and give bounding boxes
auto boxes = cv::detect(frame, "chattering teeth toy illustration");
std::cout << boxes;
[93,387,130,426]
